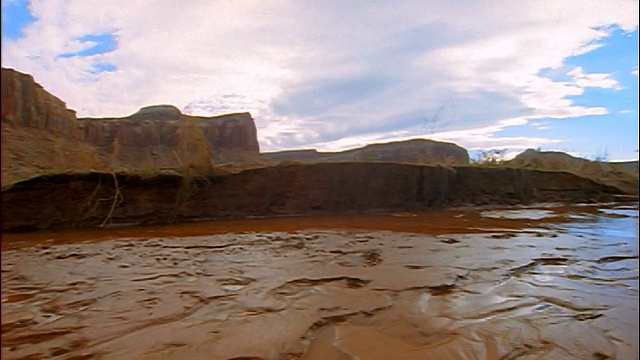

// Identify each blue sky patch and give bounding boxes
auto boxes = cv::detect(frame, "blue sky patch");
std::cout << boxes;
[565,27,638,75]
[89,62,117,74]
[58,33,118,58]
[497,26,639,159]
[1,0,36,40]
[56,32,119,74]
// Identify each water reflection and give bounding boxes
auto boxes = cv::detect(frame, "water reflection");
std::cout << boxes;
[552,206,639,244]
[480,209,557,220]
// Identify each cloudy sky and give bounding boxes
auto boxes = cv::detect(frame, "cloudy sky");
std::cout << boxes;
[2,0,638,160]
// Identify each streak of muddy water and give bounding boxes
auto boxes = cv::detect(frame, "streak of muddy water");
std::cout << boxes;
[2,204,638,359]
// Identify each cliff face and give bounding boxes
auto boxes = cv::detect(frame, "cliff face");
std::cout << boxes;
[0,163,625,231]
[78,106,259,172]
[1,68,79,134]
[1,68,100,186]
[79,105,258,151]
[0,68,260,186]
[264,139,469,165]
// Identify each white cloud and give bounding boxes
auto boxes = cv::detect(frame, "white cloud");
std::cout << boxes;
[1,0,638,152]
[531,121,550,130]
[427,118,564,153]
[567,66,621,89]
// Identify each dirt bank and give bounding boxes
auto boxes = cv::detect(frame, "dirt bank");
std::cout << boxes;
[1,162,629,231]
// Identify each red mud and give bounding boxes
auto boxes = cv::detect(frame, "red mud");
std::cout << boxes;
[1,204,638,359]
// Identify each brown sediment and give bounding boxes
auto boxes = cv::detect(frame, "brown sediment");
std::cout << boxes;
[1,203,638,359]
[0,204,613,251]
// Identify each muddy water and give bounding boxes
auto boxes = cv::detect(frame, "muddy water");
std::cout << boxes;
[1,204,638,359]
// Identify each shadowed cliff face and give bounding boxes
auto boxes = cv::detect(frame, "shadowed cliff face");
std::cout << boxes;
[1,68,260,187]
[0,162,627,231]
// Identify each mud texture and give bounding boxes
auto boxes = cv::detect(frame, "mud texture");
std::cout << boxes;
[1,204,638,359]
[1,163,628,231]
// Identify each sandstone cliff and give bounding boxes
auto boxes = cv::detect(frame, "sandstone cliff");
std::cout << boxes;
[1,68,78,134]
[1,68,260,186]
[1,68,100,186]
[1,163,627,231]
[264,139,469,165]
[78,105,259,174]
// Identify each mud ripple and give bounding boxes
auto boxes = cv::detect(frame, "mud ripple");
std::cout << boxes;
[1,204,638,359]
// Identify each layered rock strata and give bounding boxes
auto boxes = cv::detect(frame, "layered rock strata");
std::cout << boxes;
[1,68,260,186]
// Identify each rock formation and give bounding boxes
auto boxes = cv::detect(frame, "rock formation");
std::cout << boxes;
[1,68,79,134]
[264,139,469,165]
[1,68,100,186]
[2,68,636,231]
[78,106,259,175]
[1,67,260,186]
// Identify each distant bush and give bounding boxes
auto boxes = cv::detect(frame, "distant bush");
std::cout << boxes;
[470,149,507,166]
[591,149,610,163]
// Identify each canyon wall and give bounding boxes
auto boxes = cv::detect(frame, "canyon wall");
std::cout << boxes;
[78,106,259,174]
[1,68,79,134]
[1,68,260,186]
[1,68,99,185]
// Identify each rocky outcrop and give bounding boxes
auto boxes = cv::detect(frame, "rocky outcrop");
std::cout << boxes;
[78,106,259,172]
[507,149,639,196]
[1,68,260,186]
[79,106,258,151]
[1,68,99,186]
[1,68,79,134]
[1,163,626,231]
[264,139,469,165]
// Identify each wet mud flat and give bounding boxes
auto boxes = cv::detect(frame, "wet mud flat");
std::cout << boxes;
[1,204,638,359]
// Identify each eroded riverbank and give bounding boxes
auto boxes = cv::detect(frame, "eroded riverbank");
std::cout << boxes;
[1,203,638,359]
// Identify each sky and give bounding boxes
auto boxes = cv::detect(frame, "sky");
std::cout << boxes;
[1,0,639,161]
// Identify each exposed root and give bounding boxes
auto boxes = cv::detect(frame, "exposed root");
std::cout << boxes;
[100,173,123,227]
[80,175,103,216]
[172,150,184,167]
